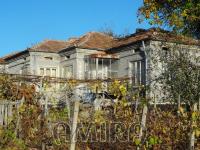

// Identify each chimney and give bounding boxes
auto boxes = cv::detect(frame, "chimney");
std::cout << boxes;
[136,28,147,33]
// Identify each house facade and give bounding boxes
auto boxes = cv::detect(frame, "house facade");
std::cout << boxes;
[1,28,200,102]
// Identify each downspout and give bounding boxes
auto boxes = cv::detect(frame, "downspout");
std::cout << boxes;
[142,41,148,90]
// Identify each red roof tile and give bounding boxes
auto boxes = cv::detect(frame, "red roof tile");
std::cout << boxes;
[30,40,70,52]
[1,51,27,61]
[30,32,116,52]
[0,58,5,64]
[1,28,200,61]
[75,32,116,50]
[111,28,200,49]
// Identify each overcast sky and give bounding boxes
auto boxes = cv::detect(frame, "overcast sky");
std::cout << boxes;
[0,0,150,57]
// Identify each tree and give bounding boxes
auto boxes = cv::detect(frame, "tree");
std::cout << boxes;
[158,48,200,107]
[99,25,130,38]
[138,0,200,39]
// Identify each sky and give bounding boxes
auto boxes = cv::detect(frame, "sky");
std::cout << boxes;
[0,0,151,57]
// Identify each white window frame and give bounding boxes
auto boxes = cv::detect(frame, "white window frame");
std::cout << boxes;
[63,65,73,78]
[129,60,144,85]
[39,67,57,77]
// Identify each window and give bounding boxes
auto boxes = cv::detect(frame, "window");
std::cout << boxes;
[21,66,28,75]
[52,68,56,77]
[40,68,44,76]
[161,47,171,71]
[44,57,53,60]
[162,47,170,59]
[39,68,57,77]
[134,48,140,53]
[46,68,51,76]
[129,60,145,85]
[66,55,70,59]
[63,65,73,78]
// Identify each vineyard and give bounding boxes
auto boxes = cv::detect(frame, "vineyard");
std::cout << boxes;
[0,74,199,150]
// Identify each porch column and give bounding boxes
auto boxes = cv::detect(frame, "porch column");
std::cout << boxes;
[96,58,98,79]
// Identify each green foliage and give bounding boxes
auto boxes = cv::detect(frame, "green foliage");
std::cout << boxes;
[0,75,199,149]
[0,123,27,149]
[0,75,18,101]
[158,49,200,106]
[49,107,69,122]
[138,0,200,38]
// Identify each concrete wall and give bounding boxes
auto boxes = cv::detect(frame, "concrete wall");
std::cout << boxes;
[6,53,30,75]
[116,45,147,86]
[118,50,145,77]
[148,41,200,102]
[112,40,200,103]
[5,51,61,77]
[30,52,60,77]
[0,64,6,73]
[59,49,77,78]
[76,48,103,79]
[59,48,101,79]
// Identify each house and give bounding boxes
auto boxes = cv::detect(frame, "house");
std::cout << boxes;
[1,32,117,79]
[1,28,200,102]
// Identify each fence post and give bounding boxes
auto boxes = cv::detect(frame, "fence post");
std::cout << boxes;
[189,103,197,150]
[153,93,156,109]
[138,105,148,150]
[70,100,80,150]
[8,104,12,118]
[44,97,48,117]
[178,94,181,109]
[135,93,139,113]
[15,97,25,137]
[4,103,8,126]
[0,104,3,126]
[41,95,49,150]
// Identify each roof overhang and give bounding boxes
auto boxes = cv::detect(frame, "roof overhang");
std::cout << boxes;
[88,52,119,59]
[3,50,29,61]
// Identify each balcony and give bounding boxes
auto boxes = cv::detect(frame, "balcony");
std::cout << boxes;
[84,53,119,80]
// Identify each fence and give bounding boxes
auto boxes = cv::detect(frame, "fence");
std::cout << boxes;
[0,74,199,150]
[0,100,21,126]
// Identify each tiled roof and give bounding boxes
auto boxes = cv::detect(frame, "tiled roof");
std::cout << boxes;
[30,40,70,52]
[151,29,200,45]
[0,58,5,64]
[74,32,116,50]
[110,28,200,49]
[1,51,28,61]
[0,32,115,61]
[1,28,200,61]
[59,32,116,51]
[29,32,115,53]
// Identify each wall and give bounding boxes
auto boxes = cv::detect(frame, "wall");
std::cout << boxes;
[6,53,30,75]
[60,48,101,79]
[116,44,147,85]
[148,40,200,103]
[30,52,61,77]
[0,64,6,73]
